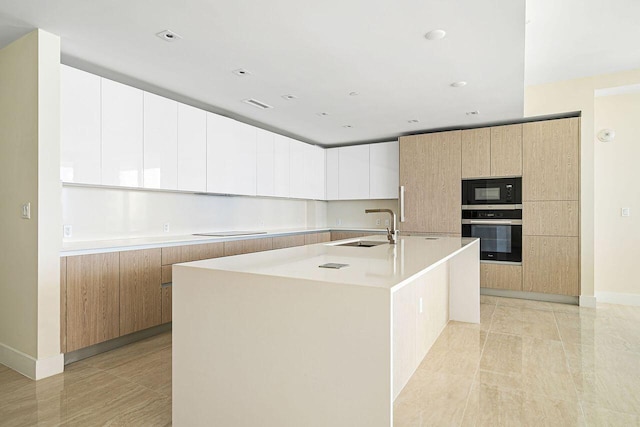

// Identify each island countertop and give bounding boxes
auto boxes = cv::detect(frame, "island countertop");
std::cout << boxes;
[178,235,478,291]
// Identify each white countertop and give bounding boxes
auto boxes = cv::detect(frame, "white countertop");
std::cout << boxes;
[177,235,479,291]
[60,227,386,256]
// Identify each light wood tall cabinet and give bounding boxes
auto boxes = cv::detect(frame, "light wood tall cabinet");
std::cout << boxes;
[65,253,120,352]
[461,128,491,178]
[119,249,162,336]
[523,236,580,296]
[399,130,461,234]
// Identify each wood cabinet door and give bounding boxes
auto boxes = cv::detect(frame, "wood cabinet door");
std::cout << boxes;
[461,128,490,179]
[272,234,305,249]
[60,257,67,353]
[66,253,120,352]
[491,124,522,177]
[162,285,172,324]
[399,131,461,234]
[523,236,580,296]
[119,249,162,336]
[480,264,522,291]
[224,238,274,256]
[523,118,580,201]
[523,201,579,237]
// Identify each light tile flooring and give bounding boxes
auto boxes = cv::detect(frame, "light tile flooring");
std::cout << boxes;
[394,296,640,426]
[0,297,639,426]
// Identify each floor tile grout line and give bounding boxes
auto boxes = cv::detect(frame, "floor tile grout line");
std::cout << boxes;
[458,298,496,425]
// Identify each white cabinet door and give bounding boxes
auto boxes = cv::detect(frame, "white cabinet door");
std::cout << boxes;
[289,140,306,199]
[338,145,370,199]
[101,79,144,187]
[273,134,290,198]
[256,129,275,196]
[143,92,178,189]
[60,65,101,184]
[325,148,339,200]
[206,113,257,196]
[369,141,399,199]
[309,145,326,200]
[177,103,207,192]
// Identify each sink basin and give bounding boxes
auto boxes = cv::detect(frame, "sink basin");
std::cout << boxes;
[336,240,387,248]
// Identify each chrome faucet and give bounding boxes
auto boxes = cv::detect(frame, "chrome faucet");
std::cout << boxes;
[365,209,397,244]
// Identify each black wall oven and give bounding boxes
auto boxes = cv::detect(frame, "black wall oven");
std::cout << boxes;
[462,177,522,208]
[462,208,522,263]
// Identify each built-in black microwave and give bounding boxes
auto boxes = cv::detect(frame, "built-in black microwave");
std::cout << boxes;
[462,177,522,208]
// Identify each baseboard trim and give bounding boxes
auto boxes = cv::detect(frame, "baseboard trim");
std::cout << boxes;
[0,343,63,380]
[595,292,640,307]
[579,295,597,308]
[64,323,172,365]
[480,288,579,305]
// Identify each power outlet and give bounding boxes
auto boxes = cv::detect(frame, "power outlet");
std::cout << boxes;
[163,223,170,233]
[385,219,390,226]
[336,218,342,226]
[63,225,72,238]
[622,207,631,217]
[21,202,31,219]
[375,219,381,226]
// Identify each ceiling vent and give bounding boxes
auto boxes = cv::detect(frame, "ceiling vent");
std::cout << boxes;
[156,30,181,42]
[232,68,251,77]
[242,98,273,110]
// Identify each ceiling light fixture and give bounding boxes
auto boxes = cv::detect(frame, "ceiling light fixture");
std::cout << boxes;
[282,94,298,100]
[343,125,353,128]
[450,81,467,88]
[408,119,419,123]
[317,112,329,117]
[242,98,273,109]
[466,111,480,116]
[156,30,182,42]
[232,68,251,77]
[424,29,446,40]
[349,92,359,96]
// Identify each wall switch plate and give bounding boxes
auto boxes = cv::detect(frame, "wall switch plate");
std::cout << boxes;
[163,223,170,233]
[21,203,30,219]
[63,225,72,238]
[336,218,342,226]
[385,219,390,226]
[622,208,631,217]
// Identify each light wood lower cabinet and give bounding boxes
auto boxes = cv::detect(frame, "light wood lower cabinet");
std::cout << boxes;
[272,234,305,249]
[523,236,580,296]
[224,237,273,256]
[66,253,120,352]
[119,249,162,336]
[162,285,172,324]
[330,231,377,241]
[161,242,224,265]
[480,264,522,291]
[60,257,67,353]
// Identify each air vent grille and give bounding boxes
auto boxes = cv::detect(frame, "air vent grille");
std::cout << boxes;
[242,98,273,109]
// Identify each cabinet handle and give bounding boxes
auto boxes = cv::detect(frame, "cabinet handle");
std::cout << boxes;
[399,186,405,222]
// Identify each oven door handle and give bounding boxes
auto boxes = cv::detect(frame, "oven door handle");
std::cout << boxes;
[462,219,522,225]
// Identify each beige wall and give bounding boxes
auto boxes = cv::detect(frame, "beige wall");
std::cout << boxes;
[593,91,640,297]
[0,29,62,378]
[525,68,640,301]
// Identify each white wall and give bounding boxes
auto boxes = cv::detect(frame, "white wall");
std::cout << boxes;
[62,186,327,241]
[327,199,399,229]
[593,91,640,303]
[525,67,640,304]
[0,29,63,379]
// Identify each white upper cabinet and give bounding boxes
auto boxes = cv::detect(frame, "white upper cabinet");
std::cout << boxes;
[143,92,178,189]
[309,145,326,200]
[290,140,325,200]
[325,148,339,200]
[338,145,370,200]
[289,139,306,199]
[177,103,207,192]
[206,113,257,196]
[101,79,144,187]
[256,129,275,196]
[60,65,101,184]
[369,141,399,199]
[273,134,291,198]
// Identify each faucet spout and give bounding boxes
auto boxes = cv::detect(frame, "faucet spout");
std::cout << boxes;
[365,209,397,244]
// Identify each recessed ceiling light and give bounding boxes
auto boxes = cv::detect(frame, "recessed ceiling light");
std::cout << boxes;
[424,29,446,41]
[349,92,359,96]
[242,98,273,109]
[281,94,298,100]
[156,30,182,42]
[466,110,480,116]
[343,125,353,128]
[232,68,251,77]
[317,112,329,117]
[407,119,419,123]
[450,81,467,88]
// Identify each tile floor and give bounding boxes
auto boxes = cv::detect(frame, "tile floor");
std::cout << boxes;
[394,296,640,426]
[0,297,639,426]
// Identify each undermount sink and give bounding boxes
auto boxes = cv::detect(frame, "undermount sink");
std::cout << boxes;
[335,240,387,248]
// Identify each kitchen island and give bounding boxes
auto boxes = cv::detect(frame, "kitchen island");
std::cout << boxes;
[173,235,480,427]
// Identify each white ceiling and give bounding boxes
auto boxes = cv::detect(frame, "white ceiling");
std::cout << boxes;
[525,0,640,85]
[1,0,527,146]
